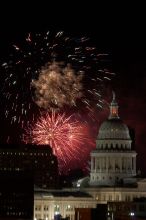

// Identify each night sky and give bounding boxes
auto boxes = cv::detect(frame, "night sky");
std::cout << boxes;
[0,4,146,173]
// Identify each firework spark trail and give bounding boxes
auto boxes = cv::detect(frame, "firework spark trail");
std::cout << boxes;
[23,111,93,172]
[0,30,113,127]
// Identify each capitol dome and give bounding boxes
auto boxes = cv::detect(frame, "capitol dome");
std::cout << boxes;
[98,118,131,140]
[96,92,132,150]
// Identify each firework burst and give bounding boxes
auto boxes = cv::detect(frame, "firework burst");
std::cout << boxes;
[23,111,94,173]
[32,61,83,110]
[0,30,114,128]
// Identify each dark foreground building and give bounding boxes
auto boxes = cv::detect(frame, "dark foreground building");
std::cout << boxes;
[0,170,33,220]
[0,144,59,189]
[107,199,146,220]
[75,204,107,220]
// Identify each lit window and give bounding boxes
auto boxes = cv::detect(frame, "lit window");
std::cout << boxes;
[112,107,117,115]
[96,195,99,200]
[54,204,60,211]
[66,205,71,210]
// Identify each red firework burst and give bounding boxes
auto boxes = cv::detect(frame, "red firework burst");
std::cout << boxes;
[24,111,94,173]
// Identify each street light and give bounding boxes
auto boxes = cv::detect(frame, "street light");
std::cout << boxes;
[129,212,134,216]
[129,212,135,219]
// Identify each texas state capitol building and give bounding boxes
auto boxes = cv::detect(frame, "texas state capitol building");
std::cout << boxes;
[34,92,146,220]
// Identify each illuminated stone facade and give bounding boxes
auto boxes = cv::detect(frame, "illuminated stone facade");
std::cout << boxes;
[34,189,97,220]
[33,180,146,220]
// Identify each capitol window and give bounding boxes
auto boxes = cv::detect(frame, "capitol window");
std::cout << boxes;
[54,204,60,211]
[44,205,49,211]
[35,205,41,211]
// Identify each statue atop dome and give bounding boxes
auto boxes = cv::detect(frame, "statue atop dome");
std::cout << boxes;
[112,90,116,101]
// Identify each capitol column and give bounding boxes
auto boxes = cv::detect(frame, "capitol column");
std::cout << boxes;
[95,157,96,171]
[133,157,136,174]
[126,158,128,173]
[100,157,103,172]
[91,157,93,171]
[124,158,126,172]
[106,157,108,173]
[130,157,133,172]
[112,158,115,173]
[120,157,122,173]
[99,158,102,173]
